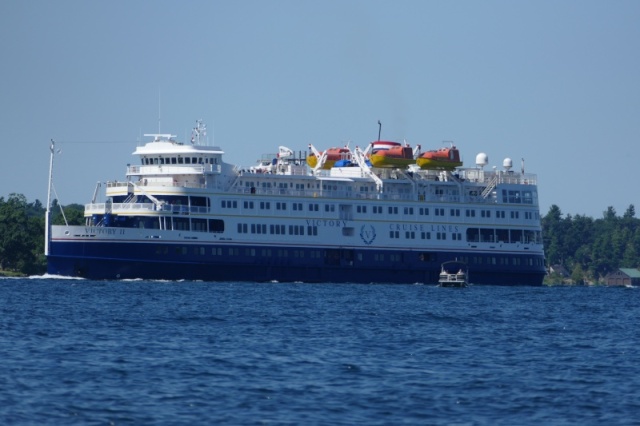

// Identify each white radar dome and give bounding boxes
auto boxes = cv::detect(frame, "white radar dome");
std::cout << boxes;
[475,153,489,167]
[503,157,513,171]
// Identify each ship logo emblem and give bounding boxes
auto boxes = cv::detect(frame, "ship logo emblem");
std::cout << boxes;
[360,224,376,245]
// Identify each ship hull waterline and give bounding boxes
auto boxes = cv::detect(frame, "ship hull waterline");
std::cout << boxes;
[47,235,546,286]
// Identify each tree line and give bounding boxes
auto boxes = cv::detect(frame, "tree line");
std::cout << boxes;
[1,193,638,283]
[0,194,83,276]
[542,204,639,284]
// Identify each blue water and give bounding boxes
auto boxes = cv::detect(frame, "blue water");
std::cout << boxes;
[1,279,639,425]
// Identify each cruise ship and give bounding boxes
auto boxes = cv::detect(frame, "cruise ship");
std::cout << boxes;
[46,120,546,285]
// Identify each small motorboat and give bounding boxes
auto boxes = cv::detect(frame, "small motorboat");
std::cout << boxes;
[417,144,463,170]
[438,261,468,287]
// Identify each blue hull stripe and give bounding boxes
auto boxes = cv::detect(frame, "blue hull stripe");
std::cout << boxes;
[47,241,545,285]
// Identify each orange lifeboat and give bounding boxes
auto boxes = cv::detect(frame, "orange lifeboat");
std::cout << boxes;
[368,141,415,168]
[306,147,351,169]
[416,145,462,170]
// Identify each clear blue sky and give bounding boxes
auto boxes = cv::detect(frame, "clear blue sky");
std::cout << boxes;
[1,1,639,218]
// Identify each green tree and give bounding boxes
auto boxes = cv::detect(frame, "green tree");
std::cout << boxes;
[542,204,564,266]
[571,264,585,285]
[0,194,36,272]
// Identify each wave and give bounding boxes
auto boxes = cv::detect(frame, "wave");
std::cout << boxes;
[28,273,86,280]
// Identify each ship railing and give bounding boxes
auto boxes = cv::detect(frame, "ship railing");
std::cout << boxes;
[225,186,504,203]
[127,164,219,176]
[156,205,210,214]
[84,202,211,215]
[85,202,157,214]
[458,170,537,186]
[105,180,207,190]
[106,181,130,189]
[498,172,537,185]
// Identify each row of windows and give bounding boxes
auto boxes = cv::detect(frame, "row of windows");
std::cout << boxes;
[154,245,544,268]
[222,199,539,220]
[503,189,535,204]
[142,156,218,165]
[466,228,542,244]
[237,223,318,236]
[391,230,452,239]
[386,228,541,244]
[168,218,224,233]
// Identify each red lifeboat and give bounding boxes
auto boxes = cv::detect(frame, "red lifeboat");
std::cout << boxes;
[368,141,415,168]
[416,145,463,170]
[306,147,351,169]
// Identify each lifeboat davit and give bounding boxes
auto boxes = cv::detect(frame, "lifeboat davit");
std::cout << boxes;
[368,141,415,168]
[416,145,463,170]
[306,147,351,169]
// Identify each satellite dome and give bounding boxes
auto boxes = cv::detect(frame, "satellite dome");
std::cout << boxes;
[503,157,513,171]
[475,153,489,167]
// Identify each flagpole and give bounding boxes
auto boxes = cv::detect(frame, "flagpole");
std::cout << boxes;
[45,139,55,256]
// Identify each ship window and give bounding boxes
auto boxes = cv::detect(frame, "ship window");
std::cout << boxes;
[419,252,434,262]
[178,157,183,164]
[524,230,536,243]
[209,219,225,233]
[508,190,521,203]
[496,229,509,243]
[466,228,479,242]
[510,230,523,243]
[192,218,207,232]
[173,217,189,231]
[480,228,494,242]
